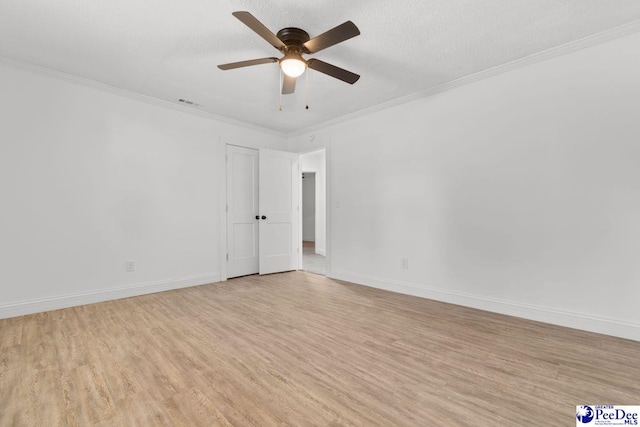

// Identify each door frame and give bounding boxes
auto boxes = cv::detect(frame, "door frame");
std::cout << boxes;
[220,141,332,281]
[219,138,229,282]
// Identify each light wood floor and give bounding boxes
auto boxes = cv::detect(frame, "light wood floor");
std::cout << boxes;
[1,272,639,426]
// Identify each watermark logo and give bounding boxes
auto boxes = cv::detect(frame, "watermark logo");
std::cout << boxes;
[577,406,595,424]
[576,405,639,426]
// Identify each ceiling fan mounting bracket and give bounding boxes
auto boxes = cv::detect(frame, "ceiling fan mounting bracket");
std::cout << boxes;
[276,28,310,47]
[276,27,312,55]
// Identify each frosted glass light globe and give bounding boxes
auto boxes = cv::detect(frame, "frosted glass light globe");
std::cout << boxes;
[280,57,306,77]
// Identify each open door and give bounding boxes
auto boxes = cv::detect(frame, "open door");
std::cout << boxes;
[258,148,299,275]
[226,146,299,279]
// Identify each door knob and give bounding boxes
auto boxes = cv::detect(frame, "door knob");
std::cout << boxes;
[255,215,260,220]
[261,215,267,220]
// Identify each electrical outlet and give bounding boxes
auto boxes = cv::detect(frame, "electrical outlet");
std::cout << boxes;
[125,260,136,272]
[400,258,409,269]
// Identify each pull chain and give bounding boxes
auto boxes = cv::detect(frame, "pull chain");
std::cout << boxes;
[279,68,283,111]
[305,70,309,110]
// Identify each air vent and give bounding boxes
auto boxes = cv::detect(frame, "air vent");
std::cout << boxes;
[177,98,201,107]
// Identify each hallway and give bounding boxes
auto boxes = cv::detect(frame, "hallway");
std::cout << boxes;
[302,241,325,275]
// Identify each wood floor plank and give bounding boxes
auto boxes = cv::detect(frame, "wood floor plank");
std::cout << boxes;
[1,271,639,426]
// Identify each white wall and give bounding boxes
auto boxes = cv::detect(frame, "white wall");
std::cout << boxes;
[290,31,640,340]
[302,173,316,241]
[3,28,640,341]
[0,62,285,317]
[300,150,326,255]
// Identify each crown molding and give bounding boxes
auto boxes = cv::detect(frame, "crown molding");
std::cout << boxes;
[288,18,640,138]
[0,56,287,139]
[2,16,639,140]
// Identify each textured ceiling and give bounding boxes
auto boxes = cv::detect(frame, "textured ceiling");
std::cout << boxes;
[1,0,640,134]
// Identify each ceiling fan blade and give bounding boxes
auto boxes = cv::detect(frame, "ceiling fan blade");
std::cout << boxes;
[217,57,278,70]
[282,74,296,94]
[232,11,286,50]
[303,21,360,54]
[307,59,360,84]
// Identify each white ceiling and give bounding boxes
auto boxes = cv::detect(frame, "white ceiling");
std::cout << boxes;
[2,0,640,134]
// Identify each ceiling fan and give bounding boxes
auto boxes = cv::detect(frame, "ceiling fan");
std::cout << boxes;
[218,11,361,95]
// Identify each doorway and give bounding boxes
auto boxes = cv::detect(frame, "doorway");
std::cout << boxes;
[300,149,326,275]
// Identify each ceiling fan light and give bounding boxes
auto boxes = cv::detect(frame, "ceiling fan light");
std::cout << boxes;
[280,56,306,78]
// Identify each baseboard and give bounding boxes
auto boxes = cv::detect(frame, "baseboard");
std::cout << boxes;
[329,271,640,342]
[0,273,220,320]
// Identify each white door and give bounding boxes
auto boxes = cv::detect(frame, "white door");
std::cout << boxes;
[226,146,259,278]
[258,148,299,275]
